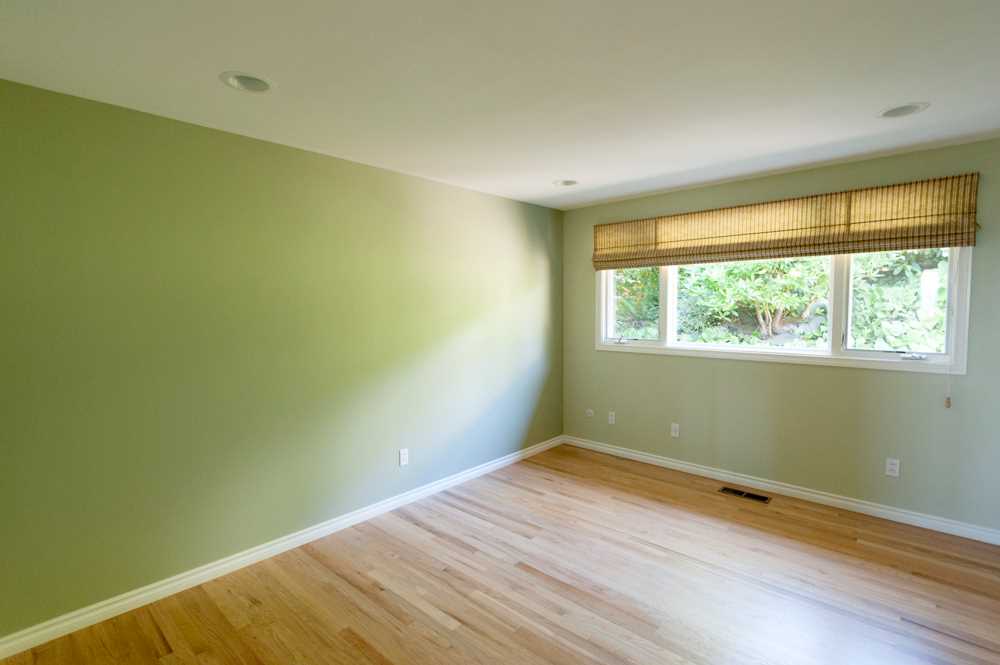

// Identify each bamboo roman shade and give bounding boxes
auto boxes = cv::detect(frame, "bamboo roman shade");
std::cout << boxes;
[592,173,979,270]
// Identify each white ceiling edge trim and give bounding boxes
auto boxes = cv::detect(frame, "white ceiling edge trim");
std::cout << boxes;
[559,129,1000,212]
[0,76,544,210]
[6,77,1000,214]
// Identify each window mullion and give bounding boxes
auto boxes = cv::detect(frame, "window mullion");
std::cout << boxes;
[665,265,678,346]
[945,247,961,358]
[601,270,615,341]
[607,270,618,340]
[830,254,849,357]
[658,266,668,344]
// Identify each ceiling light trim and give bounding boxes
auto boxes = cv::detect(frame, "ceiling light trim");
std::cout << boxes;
[880,102,930,118]
[219,71,272,93]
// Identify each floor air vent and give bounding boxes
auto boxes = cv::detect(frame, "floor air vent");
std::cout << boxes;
[719,486,771,504]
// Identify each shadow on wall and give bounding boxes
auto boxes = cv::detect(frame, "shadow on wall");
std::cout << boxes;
[196,282,557,543]
[101,214,554,599]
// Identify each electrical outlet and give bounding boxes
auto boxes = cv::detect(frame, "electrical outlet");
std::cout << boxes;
[608,410,616,425]
[585,408,594,417]
[884,457,899,478]
[670,423,680,438]
[399,448,409,467]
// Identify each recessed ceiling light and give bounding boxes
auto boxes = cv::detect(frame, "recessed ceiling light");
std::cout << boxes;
[553,179,578,187]
[880,102,929,118]
[219,71,271,93]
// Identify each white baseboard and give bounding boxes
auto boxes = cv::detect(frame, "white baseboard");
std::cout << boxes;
[563,436,1000,547]
[0,436,563,659]
[6,433,998,658]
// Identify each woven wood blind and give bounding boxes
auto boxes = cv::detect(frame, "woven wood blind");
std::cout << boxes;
[592,173,979,270]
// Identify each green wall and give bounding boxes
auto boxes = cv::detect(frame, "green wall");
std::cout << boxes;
[0,80,563,636]
[564,139,999,531]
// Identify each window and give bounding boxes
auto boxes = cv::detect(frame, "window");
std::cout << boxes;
[671,256,831,350]
[597,248,971,373]
[847,249,949,355]
[607,267,661,341]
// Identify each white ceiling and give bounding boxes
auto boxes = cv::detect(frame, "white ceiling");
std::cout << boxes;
[3,1,1000,209]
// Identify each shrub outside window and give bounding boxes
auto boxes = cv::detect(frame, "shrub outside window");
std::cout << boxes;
[610,266,660,341]
[671,256,830,350]
[847,249,950,354]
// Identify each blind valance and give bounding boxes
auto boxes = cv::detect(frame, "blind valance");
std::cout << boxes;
[592,173,979,270]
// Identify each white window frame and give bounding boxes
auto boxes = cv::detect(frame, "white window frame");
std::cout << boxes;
[595,248,971,374]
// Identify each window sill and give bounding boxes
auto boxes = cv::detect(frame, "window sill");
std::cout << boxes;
[595,342,965,375]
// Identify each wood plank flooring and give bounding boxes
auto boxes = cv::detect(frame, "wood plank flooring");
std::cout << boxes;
[6,444,1000,664]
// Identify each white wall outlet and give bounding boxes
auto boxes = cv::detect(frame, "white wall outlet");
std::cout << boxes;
[399,448,409,467]
[585,408,594,417]
[608,410,616,425]
[884,457,899,478]
[670,423,680,438]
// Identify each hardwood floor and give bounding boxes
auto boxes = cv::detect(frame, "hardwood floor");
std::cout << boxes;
[6,444,1000,664]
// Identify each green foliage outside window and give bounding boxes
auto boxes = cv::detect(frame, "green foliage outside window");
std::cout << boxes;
[611,249,949,353]
[676,257,830,348]
[848,249,948,353]
[613,267,659,339]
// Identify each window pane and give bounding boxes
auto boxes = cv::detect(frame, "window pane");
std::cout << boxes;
[612,267,660,340]
[674,257,830,349]
[848,248,949,353]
